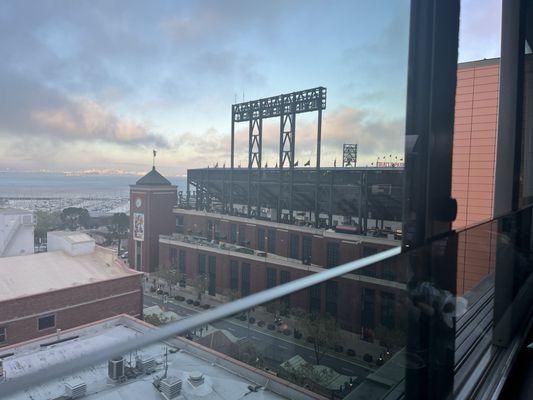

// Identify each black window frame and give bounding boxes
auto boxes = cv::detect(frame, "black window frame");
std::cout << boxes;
[266,267,277,289]
[257,227,265,251]
[38,314,56,331]
[0,326,6,343]
[380,291,396,329]
[241,263,251,296]
[289,234,300,260]
[326,242,340,268]
[229,260,239,291]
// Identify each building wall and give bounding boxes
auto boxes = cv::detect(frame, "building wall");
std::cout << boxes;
[174,211,395,268]
[159,241,405,335]
[0,212,34,257]
[0,274,143,347]
[452,58,500,229]
[129,186,177,273]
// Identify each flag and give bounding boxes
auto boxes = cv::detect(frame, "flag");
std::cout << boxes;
[304,160,310,166]
[265,162,268,168]
[334,159,337,167]
[215,162,219,168]
[275,162,278,168]
[153,149,157,157]
[294,160,299,167]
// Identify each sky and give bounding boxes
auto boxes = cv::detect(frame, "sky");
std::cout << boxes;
[0,0,501,176]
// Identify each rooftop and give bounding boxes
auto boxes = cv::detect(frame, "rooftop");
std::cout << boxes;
[173,208,399,247]
[135,166,173,186]
[0,247,141,302]
[47,230,94,244]
[1,315,294,400]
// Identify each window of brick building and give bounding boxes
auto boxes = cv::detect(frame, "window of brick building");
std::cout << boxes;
[362,289,375,330]
[289,234,300,259]
[266,268,277,289]
[198,254,206,275]
[302,236,312,264]
[326,242,339,268]
[230,224,237,243]
[175,215,184,233]
[208,256,216,296]
[280,270,291,307]
[257,228,265,251]
[169,247,177,267]
[325,281,338,318]
[380,291,396,329]
[229,261,239,291]
[309,284,321,314]
[38,314,55,331]
[238,225,246,245]
[267,229,276,253]
[0,326,6,343]
[241,263,251,296]
[178,250,186,273]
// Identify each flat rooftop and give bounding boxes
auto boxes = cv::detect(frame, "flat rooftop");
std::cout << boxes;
[0,247,141,302]
[0,208,32,215]
[1,315,292,400]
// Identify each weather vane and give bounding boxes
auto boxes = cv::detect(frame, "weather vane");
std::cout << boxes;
[153,149,157,168]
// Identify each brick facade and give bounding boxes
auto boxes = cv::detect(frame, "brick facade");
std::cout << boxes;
[0,273,143,348]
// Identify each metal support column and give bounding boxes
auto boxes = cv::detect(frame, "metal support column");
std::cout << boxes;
[402,0,460,398]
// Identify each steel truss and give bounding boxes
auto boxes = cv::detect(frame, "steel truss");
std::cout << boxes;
[230,87,327,225]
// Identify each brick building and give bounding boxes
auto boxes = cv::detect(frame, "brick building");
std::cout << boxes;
[159,209,405,335]
[129,167,177,273]
[452,58,500,293]
[0,232,143,347]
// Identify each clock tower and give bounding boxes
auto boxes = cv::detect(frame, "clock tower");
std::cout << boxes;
[129,167,177,273]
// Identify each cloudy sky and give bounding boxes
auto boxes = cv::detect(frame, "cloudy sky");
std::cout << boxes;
[0,0,500,176]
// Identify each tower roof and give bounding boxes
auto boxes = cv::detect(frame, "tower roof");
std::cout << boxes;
[135,167,172,186]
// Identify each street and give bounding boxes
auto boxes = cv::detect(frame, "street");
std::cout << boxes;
[144,293,371,380]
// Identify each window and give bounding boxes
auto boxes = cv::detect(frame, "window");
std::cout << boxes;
[257,228,265,251]
[325,281,338,318]
[266,268,277,289]
[229,260,239,291]
[309,284,321,313]
[380,292,396,329]
[267,229,276,253]
[178,250,186,273]
[135,241,142,271]
[302,236,312,264]
[241,263,251,296]
[208,256,216,295]
[381,260,396,281]
[198,254,206,274]
[175,215,184,233]
[0,327,6,343]
[169,247,177,267]
[38,314,55,331]
[238,225,246,245]
[326,242,339,268]
[230,224,237,243]
[362,289,375,330]
[279,270,291,307]
[289,234,300,259]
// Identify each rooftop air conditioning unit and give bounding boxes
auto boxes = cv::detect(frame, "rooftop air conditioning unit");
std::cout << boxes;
[188,371,204,387]
[135,356,156,374]
[65,380,87,398]
[160,376,182,399]
[108,357,125,381]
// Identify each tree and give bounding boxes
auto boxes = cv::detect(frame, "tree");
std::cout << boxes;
[236,342,264,369]
[292,309,340,365]
[144,313,165,326]
[34,210,62,244]
[109,213,129,254]
[191,273,207,301]
[61,207,90,230]
[155,264,180,296]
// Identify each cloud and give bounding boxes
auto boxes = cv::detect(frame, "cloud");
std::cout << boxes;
[0,68,168,147]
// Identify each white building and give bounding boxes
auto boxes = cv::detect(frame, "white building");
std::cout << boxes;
[0,315,315,400]
[0,209,35,258]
